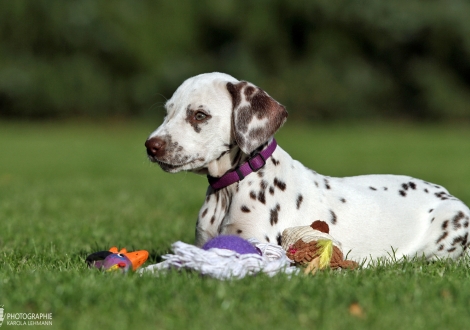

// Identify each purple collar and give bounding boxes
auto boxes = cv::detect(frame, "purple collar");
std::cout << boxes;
[207,139,277,190]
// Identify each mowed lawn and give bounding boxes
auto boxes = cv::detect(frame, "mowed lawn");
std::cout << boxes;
[1,120,470,329]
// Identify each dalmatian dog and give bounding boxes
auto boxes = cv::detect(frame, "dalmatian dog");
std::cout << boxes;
[145,72,470,263]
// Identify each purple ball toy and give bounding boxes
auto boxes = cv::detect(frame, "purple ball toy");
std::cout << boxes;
[202,235,261,255]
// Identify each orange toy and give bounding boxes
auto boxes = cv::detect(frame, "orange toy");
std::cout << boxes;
[86,246,149,272]
[108,247,149,271]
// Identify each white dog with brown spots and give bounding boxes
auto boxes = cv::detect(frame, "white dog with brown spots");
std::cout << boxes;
[145,72,470,263]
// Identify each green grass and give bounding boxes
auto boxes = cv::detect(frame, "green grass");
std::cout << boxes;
[1,120,470,329]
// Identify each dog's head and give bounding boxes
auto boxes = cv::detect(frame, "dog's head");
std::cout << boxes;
[145,72,288,176]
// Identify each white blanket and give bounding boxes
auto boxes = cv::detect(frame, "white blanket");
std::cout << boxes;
[139,239,298,280]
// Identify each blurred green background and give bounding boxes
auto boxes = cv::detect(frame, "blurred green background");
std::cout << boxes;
[2,0,470,121]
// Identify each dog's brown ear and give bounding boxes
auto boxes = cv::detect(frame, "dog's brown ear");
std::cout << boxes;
[227,81,288,154]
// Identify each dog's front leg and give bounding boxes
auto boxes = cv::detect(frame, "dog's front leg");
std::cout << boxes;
[195,187,232,246]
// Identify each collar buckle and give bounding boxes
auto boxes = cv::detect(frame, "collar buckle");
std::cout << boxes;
[248,153,266,172]
[207,139,277,190]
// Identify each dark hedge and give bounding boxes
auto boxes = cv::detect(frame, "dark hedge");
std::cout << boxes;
[1,0,470,120]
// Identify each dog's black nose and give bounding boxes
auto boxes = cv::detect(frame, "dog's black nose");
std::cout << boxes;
[145,137,166,158]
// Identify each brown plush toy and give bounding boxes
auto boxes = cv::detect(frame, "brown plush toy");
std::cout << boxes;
[281,220,358,274]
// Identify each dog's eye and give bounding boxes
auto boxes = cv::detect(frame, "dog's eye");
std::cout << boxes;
[195,112,207,121]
